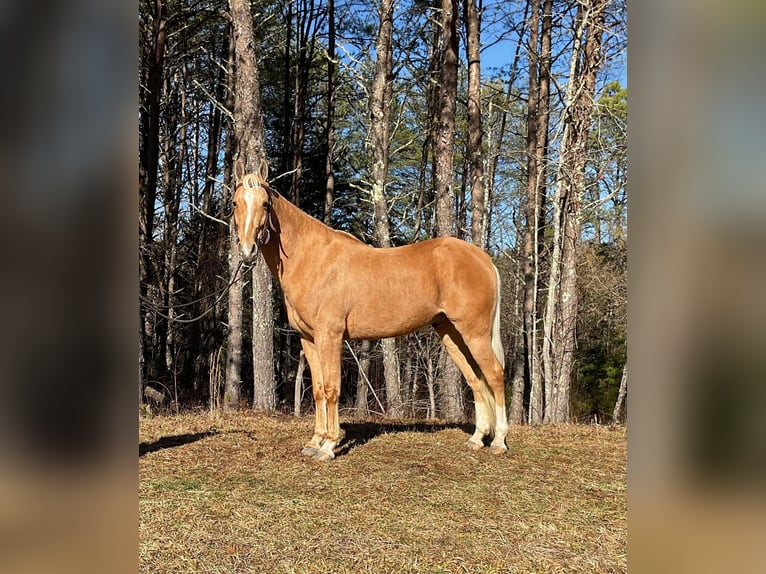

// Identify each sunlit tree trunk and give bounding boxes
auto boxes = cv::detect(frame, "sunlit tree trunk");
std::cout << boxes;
[613,362,627,424]
[465,0,485,247]
[434,0,463,422]
[413,0,441,242]
[354,340,371,418]
[369,0,403,418]
[293,351,306,416]
[523,0,544,424]
[434,0,458,239]
[323,0,336,225]
[544,0,607,423]
[229,0,275,412]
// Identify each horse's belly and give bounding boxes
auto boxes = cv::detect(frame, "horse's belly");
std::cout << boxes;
[344,302,437,340]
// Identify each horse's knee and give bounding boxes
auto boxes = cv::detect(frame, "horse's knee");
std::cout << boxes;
[324,385,339,404]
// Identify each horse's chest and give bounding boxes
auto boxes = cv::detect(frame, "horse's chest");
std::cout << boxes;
[284,298,313,339]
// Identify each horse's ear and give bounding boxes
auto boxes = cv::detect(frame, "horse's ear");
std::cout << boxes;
[259,157,269,182]
[234,158,245,183]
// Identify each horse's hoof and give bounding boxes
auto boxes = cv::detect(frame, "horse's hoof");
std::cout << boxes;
[489,445,508,455]
[301,446,318,456]
[465,439,484,451]
[312,450,334,462]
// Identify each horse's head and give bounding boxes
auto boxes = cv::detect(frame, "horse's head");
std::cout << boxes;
[232,158,273,264]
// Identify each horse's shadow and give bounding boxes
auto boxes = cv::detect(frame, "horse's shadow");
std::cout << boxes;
[139,430,218,456]
[138,421,474,459]
[335,420,473,458]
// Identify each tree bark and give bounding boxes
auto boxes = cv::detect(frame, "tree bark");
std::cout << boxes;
[434,0,459,239]
[323,0,336,225]
[281,0,292,179]
[613,362,627,424]
[434,0,463,422]
[294,350,306,416]
[229,0,275,412]
[354,340,371,418]
[189,29,228,393]
[139,0,167,401]
[368,0,403,418]
[221,27,241,412]
[224,209,243,410]
[289,0,319,207]
[523,0,544,424]
[509,356,526,424]
[544,0,607,423]
[465,0,485,247]
[413,1,442,241]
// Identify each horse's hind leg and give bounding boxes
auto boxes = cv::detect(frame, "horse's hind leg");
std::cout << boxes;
[462,335,508,455]
[435,322,491,450]
[300,338,326,456]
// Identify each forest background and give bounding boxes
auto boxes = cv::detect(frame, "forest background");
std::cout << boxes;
[138,0,627,425]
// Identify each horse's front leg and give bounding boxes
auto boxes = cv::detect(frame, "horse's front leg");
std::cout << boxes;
[312,331,343,462]
[300,338,326,456]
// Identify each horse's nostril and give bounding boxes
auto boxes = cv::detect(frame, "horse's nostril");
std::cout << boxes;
[240,244,255,263]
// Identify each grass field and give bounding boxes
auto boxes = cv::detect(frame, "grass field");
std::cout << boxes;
[140,412,626,573]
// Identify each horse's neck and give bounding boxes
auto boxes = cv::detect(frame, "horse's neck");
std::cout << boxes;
[261,195,329,280]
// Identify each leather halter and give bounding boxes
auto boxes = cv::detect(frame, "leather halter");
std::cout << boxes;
[257,192,277,247]
[241,173,277,249]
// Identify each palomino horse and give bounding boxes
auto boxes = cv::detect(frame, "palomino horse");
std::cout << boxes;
[232,159,508,461]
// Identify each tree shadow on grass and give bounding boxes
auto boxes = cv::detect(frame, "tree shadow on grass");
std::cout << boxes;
[139,430,218,457]
[335,420,473,458]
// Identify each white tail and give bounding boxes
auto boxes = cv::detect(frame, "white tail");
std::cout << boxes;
[492,265,505,369]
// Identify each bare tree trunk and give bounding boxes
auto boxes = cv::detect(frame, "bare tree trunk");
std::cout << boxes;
[252,265,275,411]
[509,356,526,424]
[413,2,441,241]
[224,213,243,410]
[293,350,306,416]
[323,0,336,225]
[434,0,458,239]
[229,0,275,412]
[354,340,371,418]
[426,353,437,420]
[544,0,607,423]
[543,10,581,424]
[534,0,557,423]
[161,67,187,379]
[139,0,167,401]
[368,0,403,419]
[465,0,485,247]
[401,347,414,417]
[289,0,320,208]
[489,6,530,424]
[222,30,241,411]
[523,0,544,424]
[434,0,463,422]
[190,30,227,393]
[281,0,292,179]
[612,362,627,424]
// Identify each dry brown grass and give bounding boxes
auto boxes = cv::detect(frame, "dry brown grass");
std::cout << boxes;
[140,412,626,573]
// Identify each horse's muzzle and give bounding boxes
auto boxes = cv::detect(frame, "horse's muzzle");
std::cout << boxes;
[240,244,258,264]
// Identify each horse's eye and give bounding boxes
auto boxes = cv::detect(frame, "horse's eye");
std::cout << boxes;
[232,201,238,208]
[262,201,269,209]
